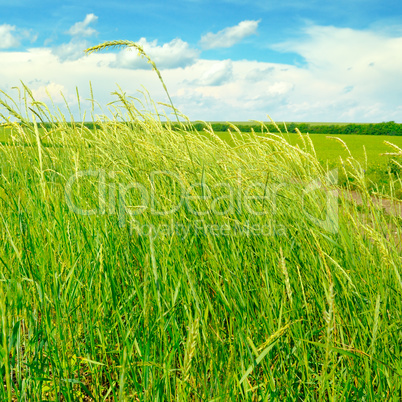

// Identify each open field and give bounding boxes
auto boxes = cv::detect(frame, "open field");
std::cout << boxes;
[1,85,402,400]
[288,133,402,163]
[210,130,402,163]
[205,130,402,197]
[291,133,402,196]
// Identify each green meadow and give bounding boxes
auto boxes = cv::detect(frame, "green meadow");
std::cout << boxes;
[0,41,401,400]
[287,133,402,165]
[290,133,402,196]
[211,130,402,197]
[211,129,402,165]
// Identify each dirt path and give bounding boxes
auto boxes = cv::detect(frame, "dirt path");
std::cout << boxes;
[340,189,402,217]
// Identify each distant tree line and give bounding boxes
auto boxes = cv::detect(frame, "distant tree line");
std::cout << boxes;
[17,120,402,136]
[188,121,402,136]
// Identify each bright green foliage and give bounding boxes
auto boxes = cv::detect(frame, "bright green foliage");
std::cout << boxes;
[193,121,402,136]
[0,86,402,401]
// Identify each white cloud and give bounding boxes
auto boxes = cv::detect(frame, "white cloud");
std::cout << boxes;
[112,38,200,69]
[31,82,66,103]
[285,26,394,60]
[67,13,98,37]
[50,14,99,61]
[52,39,88,61]
[200,20,260,49]
[0,24,36,49]
[191,60,233,86]
[273,24,402,81]
[0,24,19,48]
[271,24,402,113]
[172,60,298,119]
[265,81,294,96]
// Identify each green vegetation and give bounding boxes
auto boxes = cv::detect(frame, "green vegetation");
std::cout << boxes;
[201,130,402,198]
[0,41,401,400]
[191,121,402,136]
[287,133,402,196]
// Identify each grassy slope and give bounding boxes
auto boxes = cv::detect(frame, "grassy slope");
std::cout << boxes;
[0,96,402,400]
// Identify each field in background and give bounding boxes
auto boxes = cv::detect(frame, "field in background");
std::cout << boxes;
[210,130,402,162]
[287,133,402,163]
[205,129,402,197]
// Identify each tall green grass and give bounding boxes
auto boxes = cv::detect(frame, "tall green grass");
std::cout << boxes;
[0,46,402,400]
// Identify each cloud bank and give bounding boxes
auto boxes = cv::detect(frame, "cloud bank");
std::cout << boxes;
[112,38,200,70]
[1,18,401,123]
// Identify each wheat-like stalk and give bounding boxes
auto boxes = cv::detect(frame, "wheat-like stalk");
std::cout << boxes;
[280,247,293,306]
[183,317,200,384]
[324,281,335,337]
[370,294,381,355]
[85,40,179,123]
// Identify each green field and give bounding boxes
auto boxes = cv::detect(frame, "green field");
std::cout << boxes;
[201,130,401,197]
[288,133,402,164]
[211,130,402,163]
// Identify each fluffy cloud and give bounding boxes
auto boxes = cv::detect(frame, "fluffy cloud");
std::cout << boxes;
[271,24,402,117]
[112,38,200,69]
[191,60,233,86]
[0,24,36,49]
[52,40,88,61]
[67,14,98,37]
[51,14,98,61]
[31,82,66,103]
[273,24,402,74]
[0,48,172,120]
[200,20,260,49]
[0,24,19,48]
[172,60,298,120]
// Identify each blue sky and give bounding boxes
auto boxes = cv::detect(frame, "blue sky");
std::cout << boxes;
[1,0,402,122]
